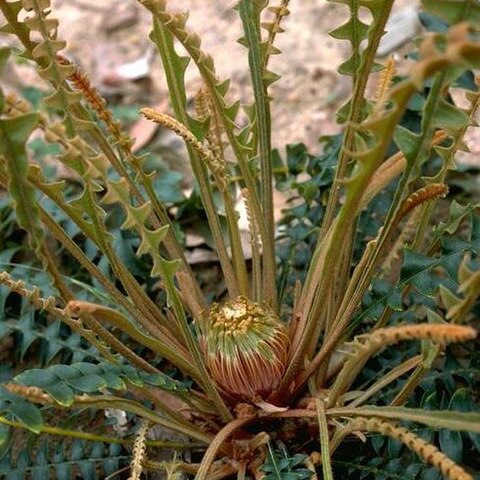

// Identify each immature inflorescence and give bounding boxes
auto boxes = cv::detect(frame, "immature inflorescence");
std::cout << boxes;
[201,296,289,402]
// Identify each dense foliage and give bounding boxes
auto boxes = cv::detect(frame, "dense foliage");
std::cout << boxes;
[0,0,479,479]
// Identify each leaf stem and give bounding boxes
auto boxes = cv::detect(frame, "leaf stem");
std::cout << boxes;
[0,416,202,449]
[316,399,334,480]
[238,0,276,305]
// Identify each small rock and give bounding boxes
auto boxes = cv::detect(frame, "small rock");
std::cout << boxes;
[185,232,206,248]
[105,409,129,434]
[116,50,153,81]
[185,248,219,264]
[377,6,420,57]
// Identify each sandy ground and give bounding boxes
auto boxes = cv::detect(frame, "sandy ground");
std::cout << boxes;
[2,0,478,162]
[20,0,419,151]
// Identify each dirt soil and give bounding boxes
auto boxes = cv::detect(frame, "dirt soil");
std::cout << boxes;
[3,0,478,163]
[30,0,420,151]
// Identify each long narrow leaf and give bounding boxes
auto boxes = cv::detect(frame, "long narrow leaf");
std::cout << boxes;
[329,406,480,433]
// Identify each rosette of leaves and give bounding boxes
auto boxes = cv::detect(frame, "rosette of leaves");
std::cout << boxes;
[0,1,480,480]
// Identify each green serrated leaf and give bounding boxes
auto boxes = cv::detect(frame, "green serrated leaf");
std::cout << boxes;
[330,17,369,41]
[0,112,43,253]
[394,126,420,163]
[356,219,480,327]
[140,370,186,391]
[328,5,370,78]
[120,364,144,387]
[261,444,311,480]
[433,99,471,135]
[434,201,474,236]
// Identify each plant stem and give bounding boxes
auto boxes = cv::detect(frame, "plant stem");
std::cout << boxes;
[348,355,422,408]
[238,0,276,304]
[322,0,395,233]
[150,17,239,300]
[298,73,448,389]
[195,417,254,480]
[0,416,201,449]
[316,399,334,480]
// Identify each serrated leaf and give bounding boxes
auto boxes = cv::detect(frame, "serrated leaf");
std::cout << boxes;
[330,17,369,41]
[328,2,370,79]
[434,201,474,236]
[356,216,480,326]
[394,126,420,163]
[433,99,471,135]
[0,112,43,253]
[10,362,185,405]
[337,53,363,78]
[97,367,126,391]
[0,437,129,480]
[261,444,311,480]
[140,370,186,391]
[119,364,143,387]
[263,69,281,87]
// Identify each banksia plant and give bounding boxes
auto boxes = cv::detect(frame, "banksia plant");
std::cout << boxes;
[0,0,480,479]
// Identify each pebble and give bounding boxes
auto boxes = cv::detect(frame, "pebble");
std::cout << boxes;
[377,7,420,57]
